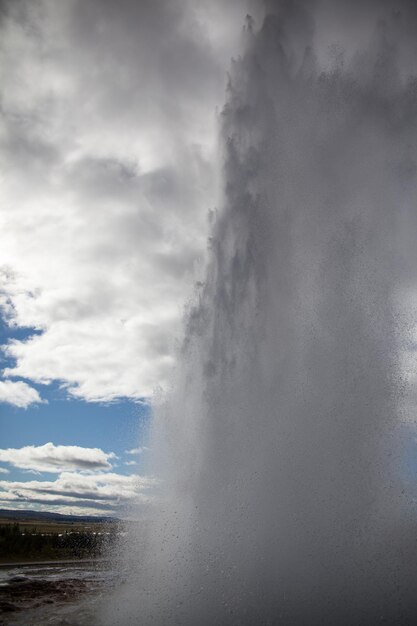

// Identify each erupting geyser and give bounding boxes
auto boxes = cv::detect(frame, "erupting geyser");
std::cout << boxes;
[105,1,417,624]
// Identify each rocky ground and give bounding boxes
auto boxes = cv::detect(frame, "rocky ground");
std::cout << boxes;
[0,575,93,618]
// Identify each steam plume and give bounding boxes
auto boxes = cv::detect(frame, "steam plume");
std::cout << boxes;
[105,2,417,623]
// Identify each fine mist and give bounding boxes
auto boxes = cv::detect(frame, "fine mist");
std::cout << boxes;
[104,1,417,624]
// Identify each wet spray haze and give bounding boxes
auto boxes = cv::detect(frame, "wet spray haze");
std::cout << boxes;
[105,1,417,623]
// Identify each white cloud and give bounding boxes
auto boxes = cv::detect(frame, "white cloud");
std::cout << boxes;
[124,461,138,466]
[0,442,116,473]
[0,468,9,474]
[0,471,156,516]
[0,0,250,402]
[125,447,149,455]
[0,380,44,408]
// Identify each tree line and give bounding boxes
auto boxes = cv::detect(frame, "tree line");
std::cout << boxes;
[0,523,117,561]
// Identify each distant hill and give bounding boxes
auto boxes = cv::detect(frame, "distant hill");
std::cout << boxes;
[0,508,118,524]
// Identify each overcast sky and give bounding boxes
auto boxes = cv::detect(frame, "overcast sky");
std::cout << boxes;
[0,0,255,516]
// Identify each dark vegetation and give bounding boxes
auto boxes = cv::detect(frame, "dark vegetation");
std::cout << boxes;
[0,521,118,562]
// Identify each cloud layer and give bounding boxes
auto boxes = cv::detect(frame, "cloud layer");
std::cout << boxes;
[0,471,155,516]
[0,442,115,473]
[0,442,157,516]
[0,0,249,402]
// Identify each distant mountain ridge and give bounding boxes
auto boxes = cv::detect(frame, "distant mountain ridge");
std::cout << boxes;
[0,508,118,523]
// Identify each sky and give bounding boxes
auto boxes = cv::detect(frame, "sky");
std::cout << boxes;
[0,0,255,517]
[2,0,417,519]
